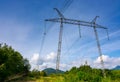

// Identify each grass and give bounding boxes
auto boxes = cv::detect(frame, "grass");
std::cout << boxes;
[7,75,120,82]
[36,76,64,82]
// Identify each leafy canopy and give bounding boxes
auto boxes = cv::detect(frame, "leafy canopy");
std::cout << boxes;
[0,43,31,81]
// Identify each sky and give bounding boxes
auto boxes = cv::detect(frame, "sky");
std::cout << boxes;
[0,0,120,71]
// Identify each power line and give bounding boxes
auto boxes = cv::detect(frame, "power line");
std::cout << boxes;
[37,0,74,70]
[39,0,75,56]
[39,22,46,55]
[45,8,108,78]
[45,0,74,34]
[61,0,74,13]
[63,37,80,56]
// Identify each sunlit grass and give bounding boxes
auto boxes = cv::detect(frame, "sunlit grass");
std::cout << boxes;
[36,76,65,82]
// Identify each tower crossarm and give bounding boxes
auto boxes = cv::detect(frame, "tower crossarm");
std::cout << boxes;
[95,24,107,29]
[45,8,108,78]
[45,18,61,22]
[45,18,107,29]
[54,8,65,18]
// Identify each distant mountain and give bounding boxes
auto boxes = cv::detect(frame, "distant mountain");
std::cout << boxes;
[112,66,120,70]
[43,68,64,75]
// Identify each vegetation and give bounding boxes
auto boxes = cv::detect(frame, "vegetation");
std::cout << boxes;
[33,65,120,82]
[0,43,120,82]
[0,43,30,82]
[28,69,47,78]
[26,65,120,82]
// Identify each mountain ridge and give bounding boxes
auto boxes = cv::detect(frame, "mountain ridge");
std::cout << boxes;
[43,68,64,75]
[112,65,120,70]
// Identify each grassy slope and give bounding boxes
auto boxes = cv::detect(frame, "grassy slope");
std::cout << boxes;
[36,76,64,82]
[8,75,120,82]
[36,77,120,82]
[8,69,120,82]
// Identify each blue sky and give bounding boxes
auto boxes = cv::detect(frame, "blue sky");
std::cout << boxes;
[0,0,120,70]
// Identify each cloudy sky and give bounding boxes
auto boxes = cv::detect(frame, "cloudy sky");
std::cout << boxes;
[0,0,120,71]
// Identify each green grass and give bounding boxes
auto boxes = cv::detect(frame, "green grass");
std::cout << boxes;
[7,75,120,82]
[36,76,64,82]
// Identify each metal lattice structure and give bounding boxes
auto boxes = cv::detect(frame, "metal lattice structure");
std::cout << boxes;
[45,8,108,78]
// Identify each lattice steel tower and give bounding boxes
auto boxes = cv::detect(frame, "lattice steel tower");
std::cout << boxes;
[45,8,108,78]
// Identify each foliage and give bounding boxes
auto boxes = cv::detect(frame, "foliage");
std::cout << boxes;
[40,71,47,76]
[1,43,120,82]
[63,65,120,82]
[0,43,31,82]
[28,69,40,78]
[111,70,120,80]
[4,64,120,82]
[28,69,47,79]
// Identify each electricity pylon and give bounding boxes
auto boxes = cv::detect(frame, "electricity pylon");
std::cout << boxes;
[45,8,108,78]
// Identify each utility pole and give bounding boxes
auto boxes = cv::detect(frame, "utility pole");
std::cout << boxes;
[45,8,108,77]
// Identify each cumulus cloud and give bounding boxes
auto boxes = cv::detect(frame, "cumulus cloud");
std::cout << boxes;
[30,53,39,64]
[45,52,57,62]
[59,55,120,70]
[94,55,110,63]
[30,52,57,70]
[30,53,120,71]
[94,55,120,69]
[30,53,43,65]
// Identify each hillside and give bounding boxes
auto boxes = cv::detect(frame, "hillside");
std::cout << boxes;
[113,66,120,70]
[43,68,64,75]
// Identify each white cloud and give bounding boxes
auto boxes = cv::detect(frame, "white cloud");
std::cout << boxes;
[30,53,120,71]
[94,55,109,63]
[30,52,57,70]
[31,53,39,61]
[94,55,120,69]
[45,52,57,62]
[65,55,120,70]
[38,63,48,70]
[30,53,44,65]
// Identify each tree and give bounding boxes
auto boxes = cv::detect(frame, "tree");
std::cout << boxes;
[29,69,40,78]
[0,43,31,81]
[23,58,31,74]
[40,71,47,76]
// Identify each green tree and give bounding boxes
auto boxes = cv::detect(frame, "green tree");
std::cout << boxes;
[0,43,31,81]
[40,71,47,76]
[29,69,40,78]
[22,58,31,75]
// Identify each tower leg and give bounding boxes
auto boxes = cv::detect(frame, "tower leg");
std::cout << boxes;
[93,27,106,78]
[56,19,63,71]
